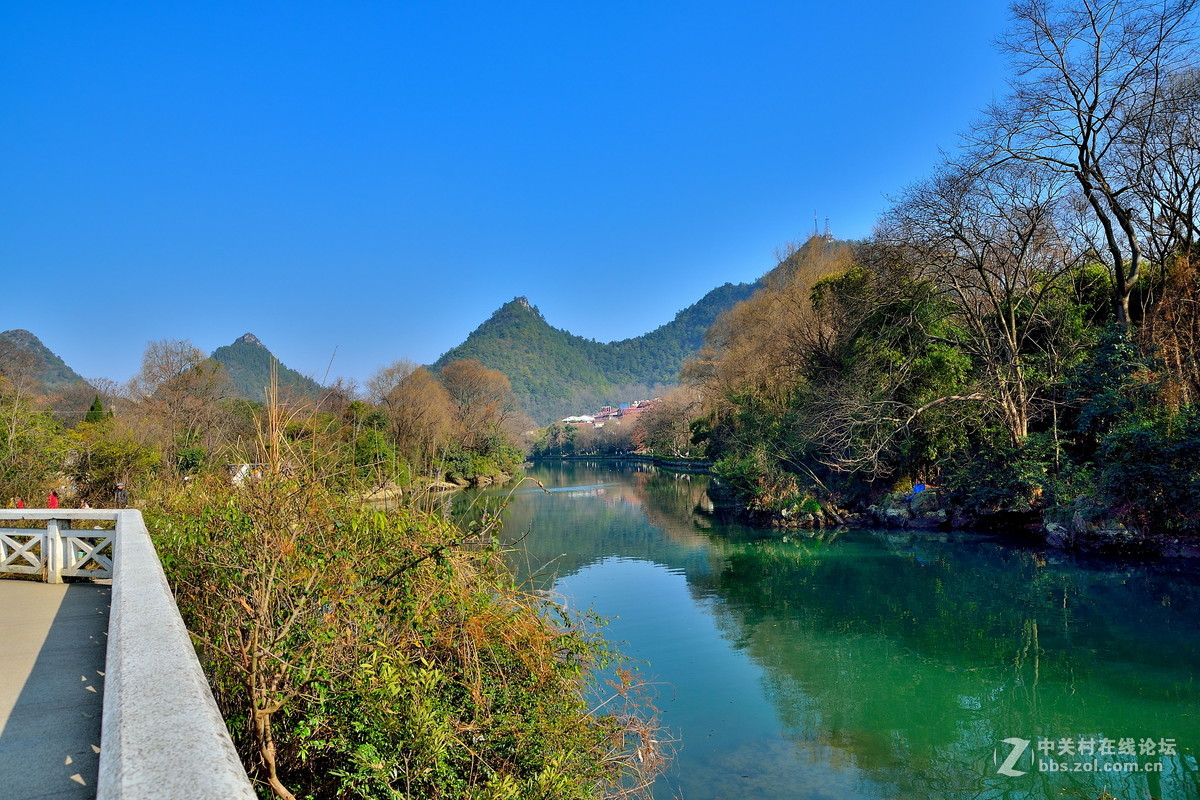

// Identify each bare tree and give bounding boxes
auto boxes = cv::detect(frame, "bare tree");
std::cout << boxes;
[439,359,518,451]
[364,359,417,405]
[1126,66,1200,262]
[129,339,234,468]
[380,366,455,471]
[981,0,1200,326]
[633,390,697,457]
[884,158,1080,442]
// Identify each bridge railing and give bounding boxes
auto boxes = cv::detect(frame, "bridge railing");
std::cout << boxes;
[0,509,256,799]
[0,509,117,581]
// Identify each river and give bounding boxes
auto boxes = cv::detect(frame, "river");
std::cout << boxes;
[459,461,1200,800]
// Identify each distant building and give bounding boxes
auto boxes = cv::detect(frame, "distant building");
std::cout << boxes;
[617,399,659,418]
[558,399,662,427]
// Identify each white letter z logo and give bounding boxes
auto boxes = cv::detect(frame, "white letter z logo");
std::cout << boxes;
[995,737,1031,776]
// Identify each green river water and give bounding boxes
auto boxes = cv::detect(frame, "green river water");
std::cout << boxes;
[462,461,1200,800]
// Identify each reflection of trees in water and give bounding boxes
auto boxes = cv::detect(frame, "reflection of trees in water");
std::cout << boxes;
[461,462,720,592]
[695,532,1200,799]
[474,464,1200,799]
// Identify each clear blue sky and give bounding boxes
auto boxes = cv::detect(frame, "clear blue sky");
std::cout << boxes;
[1,1,1012,386]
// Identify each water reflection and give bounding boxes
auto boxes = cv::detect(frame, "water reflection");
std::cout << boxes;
[461,462,1200,799]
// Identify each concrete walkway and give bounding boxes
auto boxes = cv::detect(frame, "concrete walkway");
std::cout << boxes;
[0,579,110,799]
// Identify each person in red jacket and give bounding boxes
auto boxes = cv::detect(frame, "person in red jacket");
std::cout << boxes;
[14,497,24,509]
[47,490,59,509]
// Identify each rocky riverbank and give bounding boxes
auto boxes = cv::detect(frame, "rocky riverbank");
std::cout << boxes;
[717,484,1200,558]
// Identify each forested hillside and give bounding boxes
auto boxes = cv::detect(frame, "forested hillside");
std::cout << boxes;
[0,329,92,394]
[0,328,96,421]
[432,283,760,423]
[687,0,1200,546]
[210,333,323,402]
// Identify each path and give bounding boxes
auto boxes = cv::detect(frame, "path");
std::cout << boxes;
[0,579,110,799]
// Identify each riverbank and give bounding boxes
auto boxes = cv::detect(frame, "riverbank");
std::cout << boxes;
[734,485,1200,558]
[531,453,714,473]
[361,471,516,505]
[539,455,1199,558]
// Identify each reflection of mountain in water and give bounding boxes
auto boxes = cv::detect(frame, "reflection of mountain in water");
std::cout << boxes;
[459,461,722,591]
[482,463,1200,800]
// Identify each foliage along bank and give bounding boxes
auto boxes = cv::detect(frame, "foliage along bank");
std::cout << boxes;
[145,449,666,799]
[683,0,1200,554]
[0,345,667,798]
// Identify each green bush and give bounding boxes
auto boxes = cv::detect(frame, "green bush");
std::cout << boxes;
[1096,407,1200,533]
[942,432,1052,513]
[147,471,667,799]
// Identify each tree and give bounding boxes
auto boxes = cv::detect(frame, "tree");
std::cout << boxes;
[129,339,235,470]
[67,417,159,506]
[982,0,1200,326]
[882,158,1082,443]
[634,391,697,457]
[381,367,455,472]
[438,359,519,452]
[0,389,63,501]
[84,396,107,423]
[364,359,417,405]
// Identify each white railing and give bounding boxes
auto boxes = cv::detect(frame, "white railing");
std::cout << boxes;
[0,509,117,581]
[0,509,256,799]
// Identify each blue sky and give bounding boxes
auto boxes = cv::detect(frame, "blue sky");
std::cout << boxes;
[2,1,1012,386]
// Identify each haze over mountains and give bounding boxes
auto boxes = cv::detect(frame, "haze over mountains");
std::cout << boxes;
[4,272,781,423]
[0,328,91,395]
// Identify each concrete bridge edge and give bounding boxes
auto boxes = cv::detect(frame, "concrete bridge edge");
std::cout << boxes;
[97,510,256,800]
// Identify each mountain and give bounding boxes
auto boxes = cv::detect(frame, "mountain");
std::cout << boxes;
[210,333,323,403]
[432,282,761,423]
[0,329,92,395]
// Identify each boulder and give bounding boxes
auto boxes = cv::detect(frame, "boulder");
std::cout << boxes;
[908,489,940,515]
[909,509,948,530]
[1043,521,1073,549]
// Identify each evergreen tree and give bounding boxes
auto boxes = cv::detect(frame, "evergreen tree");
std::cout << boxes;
[84,395,107,423]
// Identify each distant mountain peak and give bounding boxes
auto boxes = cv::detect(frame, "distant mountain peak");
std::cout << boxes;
[507,296,543,319]
[2,329,40,345]
[0,328,91,396]
[211,334,321,402]
[433,281,762,422]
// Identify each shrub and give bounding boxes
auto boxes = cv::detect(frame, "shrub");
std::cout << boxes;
[146,450,666,799]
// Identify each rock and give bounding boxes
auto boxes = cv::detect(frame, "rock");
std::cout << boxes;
[908,490,940,515]
[1043,522,1072,549]
[949,509,975,529]
[909,509,948,530]
[884,507,910,526]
